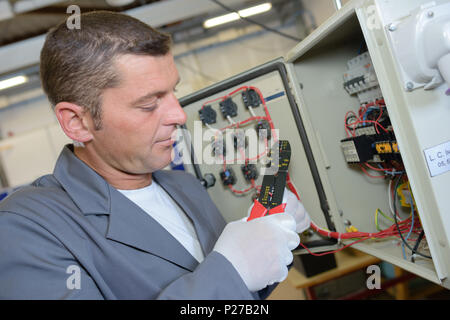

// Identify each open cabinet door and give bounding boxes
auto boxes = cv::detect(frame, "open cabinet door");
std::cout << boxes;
[283,0,450,288]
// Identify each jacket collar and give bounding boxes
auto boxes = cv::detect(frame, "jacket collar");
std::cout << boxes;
[53,145,111,215]
[53,145,213,271]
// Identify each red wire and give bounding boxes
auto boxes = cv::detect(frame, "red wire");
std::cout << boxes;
[201,96,226,109]
[364,162,392,172]
[344,100,388,137]
[286,177,422,255]
[359,164,386,179]
[228,184,254,194]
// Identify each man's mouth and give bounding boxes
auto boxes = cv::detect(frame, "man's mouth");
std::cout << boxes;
[155,129,178,146]
[155,137,175,146]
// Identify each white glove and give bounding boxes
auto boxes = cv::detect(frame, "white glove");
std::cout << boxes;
[283,188,311,233]
[213,213,300,292]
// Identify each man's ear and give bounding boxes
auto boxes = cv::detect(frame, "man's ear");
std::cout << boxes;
[54,102,94,143]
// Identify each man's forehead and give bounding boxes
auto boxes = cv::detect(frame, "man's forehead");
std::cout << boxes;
[114,53,178,82]
[111,54,178,96]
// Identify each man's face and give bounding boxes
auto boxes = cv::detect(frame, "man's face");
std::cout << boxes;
[88,53,186,175]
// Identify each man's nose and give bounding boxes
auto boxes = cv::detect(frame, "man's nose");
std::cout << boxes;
[165,93,187,126]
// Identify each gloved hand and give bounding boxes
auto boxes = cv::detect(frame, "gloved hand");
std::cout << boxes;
[213,213,300,292]
[282,188,311,233]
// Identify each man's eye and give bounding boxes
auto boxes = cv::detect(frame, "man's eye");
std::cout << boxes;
[140,106,157,112]
[137,98,160,111]
[139,103,157,110]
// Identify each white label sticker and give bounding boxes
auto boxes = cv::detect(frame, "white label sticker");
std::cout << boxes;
[424,141,450,177]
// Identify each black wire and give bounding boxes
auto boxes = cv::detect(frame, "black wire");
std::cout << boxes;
[346,114,356,125]
[393,174,432,259]
[209,0,302,42]
[411,230,425,263]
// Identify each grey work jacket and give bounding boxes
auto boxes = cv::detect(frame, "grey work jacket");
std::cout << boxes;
[0,145,267,299]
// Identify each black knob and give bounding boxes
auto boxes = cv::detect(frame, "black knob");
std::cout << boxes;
[202,173,216,188]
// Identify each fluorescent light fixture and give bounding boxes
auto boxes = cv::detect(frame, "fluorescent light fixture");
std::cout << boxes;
[239,3,272,17]
[335,0,342,10]
[0,75,28,91]
[204,2,272,29]
[204,12,240,28]
[105,0,135,6]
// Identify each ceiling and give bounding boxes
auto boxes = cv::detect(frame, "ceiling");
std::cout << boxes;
[0,0,301,48]
[0,0,164,47]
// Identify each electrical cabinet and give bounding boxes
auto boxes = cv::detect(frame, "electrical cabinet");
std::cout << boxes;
[177,0,450,288]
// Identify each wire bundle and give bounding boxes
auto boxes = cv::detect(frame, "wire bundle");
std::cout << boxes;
[294,170,430,260]
[344,99,387,137]
[293,102,431,259]
[345,100,407,181]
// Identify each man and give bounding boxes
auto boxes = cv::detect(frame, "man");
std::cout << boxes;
[0,11,310,299]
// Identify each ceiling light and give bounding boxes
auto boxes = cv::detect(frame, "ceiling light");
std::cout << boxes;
[204,12,240,28]
[105,0,135,7]
[204,2,272,29]
[0,76,28,91]
[239,3,272,17]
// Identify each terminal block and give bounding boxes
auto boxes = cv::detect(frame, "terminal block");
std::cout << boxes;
[354,124,378,137]
[219,98,238,118]
[220,167,236,186]
[255,120,272,140]
[241,163,258,181]
[341,135,376,163]
[341,129,400,164]
[374,140,401,161]
[198,105,217,125]
[242,88,261,109]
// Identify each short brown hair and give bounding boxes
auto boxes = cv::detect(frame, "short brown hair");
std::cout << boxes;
[40,11,172,130]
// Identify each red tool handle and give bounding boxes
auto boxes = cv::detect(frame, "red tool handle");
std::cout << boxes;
[247,200,286,221]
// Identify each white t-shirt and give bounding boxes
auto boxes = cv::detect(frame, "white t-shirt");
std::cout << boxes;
[118,181,205,263]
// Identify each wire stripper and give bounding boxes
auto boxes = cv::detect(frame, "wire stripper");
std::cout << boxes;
[247,140,291,221]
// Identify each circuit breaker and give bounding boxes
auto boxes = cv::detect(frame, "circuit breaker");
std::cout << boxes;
[177,0,450,289]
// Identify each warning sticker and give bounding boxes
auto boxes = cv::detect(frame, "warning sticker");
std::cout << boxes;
[424,141,450,177]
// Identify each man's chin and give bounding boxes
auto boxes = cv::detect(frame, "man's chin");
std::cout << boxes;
[148,152,174,172]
